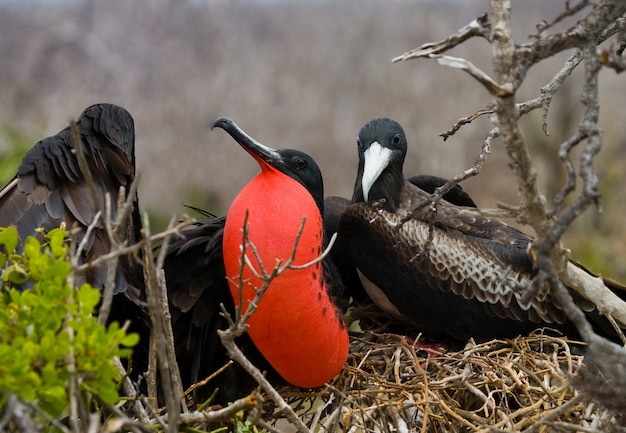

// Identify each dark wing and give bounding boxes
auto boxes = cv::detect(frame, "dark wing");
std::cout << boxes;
[162,215,270,405]
[0,103,141,294]
[335,181,607,342]
[326,176,478,304]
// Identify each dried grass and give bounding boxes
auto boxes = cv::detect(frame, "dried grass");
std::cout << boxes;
[262,303,620,433]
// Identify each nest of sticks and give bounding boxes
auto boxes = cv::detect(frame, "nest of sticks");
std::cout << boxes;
[257,302,623,432]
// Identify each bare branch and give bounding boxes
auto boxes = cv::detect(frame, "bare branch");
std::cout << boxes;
[182,360,234,400]
[515,1,626,83]
[560,263,626,328]
[175,393,259,425]
[517,50,584,135]
[392,14,490,63]
[533,0,590,37]
[549,130,585,218]
[434,127,497,199]
[217,327,312,433]
[440,107,494,141]
[288,231,337,270]
[70,120,98,218]
[599,46,626,72]
[141,212,184,431]
[113,357,150,424]
[75,217,195,274]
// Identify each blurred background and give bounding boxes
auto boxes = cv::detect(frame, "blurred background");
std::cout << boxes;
[0,0,624,279]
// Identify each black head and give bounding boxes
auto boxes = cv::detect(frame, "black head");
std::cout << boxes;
[274,148,325,214]
[352,118,407,212]
[213,117,325,214]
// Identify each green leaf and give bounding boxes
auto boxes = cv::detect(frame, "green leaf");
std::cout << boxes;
[121,332,140,348]
[76,283,101,313]
[0,226,19,255]
[46,229,68,258]
[4,263,28,284]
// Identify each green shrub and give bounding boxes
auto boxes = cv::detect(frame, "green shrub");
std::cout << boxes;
[0,226,139,417]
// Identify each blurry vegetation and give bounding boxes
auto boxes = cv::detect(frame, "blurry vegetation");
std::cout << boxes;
[0,125,39,185]
[0,0,622,282]
[0,226,138,424]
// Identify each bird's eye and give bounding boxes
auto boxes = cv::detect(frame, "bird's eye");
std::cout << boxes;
[294,157,307,170]
[357,137,364,149]
[391,133,401,145]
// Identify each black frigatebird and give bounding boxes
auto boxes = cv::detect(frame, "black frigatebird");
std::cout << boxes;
[0,103,149,370]
[0,103,142,292]
[163,118,349,403]
[325,174,476,303]
[332,117,626,344]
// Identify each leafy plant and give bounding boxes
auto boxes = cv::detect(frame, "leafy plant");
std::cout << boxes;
[0,124,36,186]
[0,226,139,418]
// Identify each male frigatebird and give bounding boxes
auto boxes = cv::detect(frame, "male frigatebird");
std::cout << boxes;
[163,118,349,403]
[332,117,626,343]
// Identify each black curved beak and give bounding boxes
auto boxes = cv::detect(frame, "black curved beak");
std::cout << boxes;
[212,117,282,167]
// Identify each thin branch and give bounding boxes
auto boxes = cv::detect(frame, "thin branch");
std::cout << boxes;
[517,50,584,135]
[70,120,98,217]
[515,0,626,84]
[113,357,150,424]
[182,360,234,399]
[75,216,195,274]
[548,130,586,218]
[175,393,259,425]
[142,212,183,432]
[216,328,311,433]
[98,193,120,326]
[392,14,490,63]
[532,0,590,37]
[598,46,626,72]
[440,107,494,141]
[400,127,498,258]
[560,262,626,327]
[429,54,515,97]
[433,127,497,201]
[288,231,337,270]
[5,393,38,433]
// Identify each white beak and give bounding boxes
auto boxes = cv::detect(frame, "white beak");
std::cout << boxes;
[361,141,392,202]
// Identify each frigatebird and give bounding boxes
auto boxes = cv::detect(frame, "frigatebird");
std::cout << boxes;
[0,103,142,292]
[325,175,476,303]
[0,103,150,373]
[163,118,349,403]
[331,117,626,343]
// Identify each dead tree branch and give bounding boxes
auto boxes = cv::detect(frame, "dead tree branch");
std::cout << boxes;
[141,213,184,432]
[392,14,491,62]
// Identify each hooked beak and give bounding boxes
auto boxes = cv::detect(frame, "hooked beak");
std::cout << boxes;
[212,117,282,168]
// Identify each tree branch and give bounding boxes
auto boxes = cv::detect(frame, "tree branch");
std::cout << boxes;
[392,14,490,63]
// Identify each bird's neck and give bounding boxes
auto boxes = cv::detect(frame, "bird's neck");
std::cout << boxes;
[354,164,405,213]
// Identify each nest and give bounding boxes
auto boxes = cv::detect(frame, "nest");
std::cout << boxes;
[262,303,621,432]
